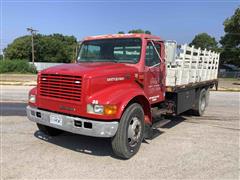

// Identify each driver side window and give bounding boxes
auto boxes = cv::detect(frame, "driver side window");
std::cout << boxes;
[145,42,161,67]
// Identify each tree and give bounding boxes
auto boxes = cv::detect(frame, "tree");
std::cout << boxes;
[4,34,77,63]
[4,35,32,60]
[118,31,125,34]
[220,8,240,66]
[39,34,77,63]
[145,30,151,35]
[190,33,218,51]
[128,29,151,34]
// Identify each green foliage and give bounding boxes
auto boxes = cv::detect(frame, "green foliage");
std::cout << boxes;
[4,34,77,63]
[0,59,37,74]
[190,33,218,51]
[128,29,144,33]
[145,30,151,35]
[118,29,152,34]
[220,8,240,66]
[128,29,151,34]
[4,36,32,60]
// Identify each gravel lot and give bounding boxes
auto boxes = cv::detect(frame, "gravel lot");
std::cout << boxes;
[1,87,239,179]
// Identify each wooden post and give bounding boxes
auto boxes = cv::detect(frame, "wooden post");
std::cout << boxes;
[178,44,187,85]
[188,45,194,83]
[200,49,206,81]
[194,47,201,82]
[215,53,220,79]
[209,51,214,80]
[27,27,38,64]
[205,50,211,80]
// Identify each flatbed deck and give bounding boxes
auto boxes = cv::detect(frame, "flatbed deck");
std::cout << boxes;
[166,79,218,92]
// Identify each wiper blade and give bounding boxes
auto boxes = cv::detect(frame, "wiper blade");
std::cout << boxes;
[116,60,135,63]
[98,60,118,63]
[78,59,94,62]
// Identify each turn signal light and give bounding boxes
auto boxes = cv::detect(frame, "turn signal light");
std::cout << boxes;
[104,105,117,115]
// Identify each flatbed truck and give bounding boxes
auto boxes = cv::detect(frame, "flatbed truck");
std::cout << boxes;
[27,34,220,159]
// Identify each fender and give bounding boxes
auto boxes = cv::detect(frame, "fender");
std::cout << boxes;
[88,83,152,124]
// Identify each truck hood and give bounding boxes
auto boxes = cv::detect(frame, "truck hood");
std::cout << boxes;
[40,62,137,77]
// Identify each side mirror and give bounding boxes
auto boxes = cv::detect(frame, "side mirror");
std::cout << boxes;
[164,40,177,64]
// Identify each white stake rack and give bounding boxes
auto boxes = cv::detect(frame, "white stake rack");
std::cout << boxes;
[166,44,220,87]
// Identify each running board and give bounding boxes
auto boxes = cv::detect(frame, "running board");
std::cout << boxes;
[144,119,171,140]
[152,119,171,129]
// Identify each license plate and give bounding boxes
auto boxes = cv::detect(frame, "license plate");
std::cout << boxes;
[50,114,63,126]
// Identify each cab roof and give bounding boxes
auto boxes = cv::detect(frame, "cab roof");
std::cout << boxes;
[83,33,161,41]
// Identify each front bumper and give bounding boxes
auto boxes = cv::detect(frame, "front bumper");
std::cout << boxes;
[26,106,119,137]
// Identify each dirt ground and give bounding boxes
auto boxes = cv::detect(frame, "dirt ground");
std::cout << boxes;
[1,90,239,179]
[217,78,240,91]
[0,74,37,82]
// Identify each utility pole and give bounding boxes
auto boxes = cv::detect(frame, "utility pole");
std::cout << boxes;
[27,27,38,63]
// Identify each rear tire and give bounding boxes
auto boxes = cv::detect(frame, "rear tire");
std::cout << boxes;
[206,88,210,106]
[37,123,63,136]
[193,89,207,116]
[111,103,144,159]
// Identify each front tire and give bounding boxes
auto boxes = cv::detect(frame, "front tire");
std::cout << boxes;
[111,103,144,159]
[37,123,63,136]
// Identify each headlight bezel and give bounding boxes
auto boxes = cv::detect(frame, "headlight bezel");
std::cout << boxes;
[87,104,117,115]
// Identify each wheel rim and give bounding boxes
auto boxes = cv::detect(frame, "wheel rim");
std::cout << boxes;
[128,117,142,147]
[200,95,206,111]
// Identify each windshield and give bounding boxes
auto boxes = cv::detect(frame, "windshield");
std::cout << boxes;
[77,38,142,64]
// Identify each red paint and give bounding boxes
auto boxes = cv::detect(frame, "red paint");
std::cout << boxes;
[29,34,166,124]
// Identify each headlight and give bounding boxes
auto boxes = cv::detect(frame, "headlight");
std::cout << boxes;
[29,94,36,103]
[93,104,104,114]
[87,104,117,115]
[87,104,104,114]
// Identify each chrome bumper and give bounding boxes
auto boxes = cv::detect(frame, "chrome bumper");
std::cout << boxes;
[26,106,119,137]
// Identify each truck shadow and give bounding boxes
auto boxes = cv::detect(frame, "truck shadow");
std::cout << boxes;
[160,115,186,128]
[33,115,186,159]
[34,130,115,157]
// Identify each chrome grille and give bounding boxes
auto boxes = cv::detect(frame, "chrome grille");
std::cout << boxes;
[40,74,82,102]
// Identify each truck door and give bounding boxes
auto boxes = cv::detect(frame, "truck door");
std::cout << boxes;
[144,41,165,104]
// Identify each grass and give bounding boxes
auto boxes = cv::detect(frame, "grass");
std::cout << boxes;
[0,59,37,74]
[219,78,239,81]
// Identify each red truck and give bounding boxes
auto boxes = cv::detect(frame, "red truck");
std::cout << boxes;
[27,34,220,159]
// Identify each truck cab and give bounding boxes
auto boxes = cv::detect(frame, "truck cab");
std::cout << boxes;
[27,34,219,159]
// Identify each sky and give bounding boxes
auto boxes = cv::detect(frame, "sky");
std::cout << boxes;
[0,0,239,53]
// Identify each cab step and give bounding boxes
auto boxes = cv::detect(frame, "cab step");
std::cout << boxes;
[152,119,171,129]
[144,119,171,140]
